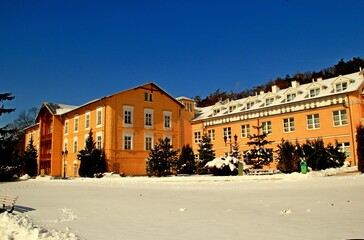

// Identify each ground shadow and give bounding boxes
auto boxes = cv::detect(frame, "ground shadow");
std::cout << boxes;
[13,205,36,213]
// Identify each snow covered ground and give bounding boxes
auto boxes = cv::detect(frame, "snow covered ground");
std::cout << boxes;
[1,166,364,240]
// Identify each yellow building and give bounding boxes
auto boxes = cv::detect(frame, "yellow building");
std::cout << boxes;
[25,71,364,176]
[191,71,364,166]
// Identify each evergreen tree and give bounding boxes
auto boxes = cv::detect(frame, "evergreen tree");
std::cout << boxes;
[146,138,179,177]
[176,144,196,174]
[77,129,106,177]
[0,93,21,181]
[356,126,364,173]
[230,140,241,159]
[244,125,274,168]
[197,135,215,174]
[22,137,38,177]
[276,139,301,173]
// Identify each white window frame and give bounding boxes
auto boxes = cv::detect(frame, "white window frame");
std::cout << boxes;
[64,139,68,152]
[96,107,102,128]
[229,105,236,113]
[265,98,274,106]
[144,108,154,129]
[163,134,172,145]
[286,93,296,102]
[262,121,272,134]
[283,117,295,133]
[335,82,348,92]
[333,109,348,126]
[123,131,134,150]
[144,133,154,151]
[241,124,250,138]
[74,115,79,132]
[144,92,153,102]
[307,114,320,130]
[194,132,201,143]
[309,88,320,97]
[223,127,231,139]
[123,105,134,127]
[73,160,78,176]
[246,102,254,109]
[73,137,78,153]
[338,142,351,157]
[96,132,102,149]
[85,111,90,130]
[163,111,172,130]
[64,119,69,135]
[208,129,215,141]
[84,134,89,149]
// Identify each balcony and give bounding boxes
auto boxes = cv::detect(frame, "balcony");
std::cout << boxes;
[40,153,51,160]
[41,133,52,142]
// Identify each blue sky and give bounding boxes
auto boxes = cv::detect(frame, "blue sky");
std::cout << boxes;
[1,0,364,126]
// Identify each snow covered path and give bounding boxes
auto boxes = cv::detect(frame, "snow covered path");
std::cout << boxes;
[1,171,364,240]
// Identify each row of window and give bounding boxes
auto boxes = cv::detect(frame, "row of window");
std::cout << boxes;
[195,109,348,142]
[64,107,173,134]
[63,132,172,153]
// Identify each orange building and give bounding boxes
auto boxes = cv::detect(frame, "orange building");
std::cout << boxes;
[26,71,364,176]
[191,71,364,166]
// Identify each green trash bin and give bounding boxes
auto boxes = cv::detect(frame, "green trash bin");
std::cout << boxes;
[238,162,243,176]
[300,161,307,174]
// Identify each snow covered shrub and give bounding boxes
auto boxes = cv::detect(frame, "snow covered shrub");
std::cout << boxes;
[22,137,38,177]
[205,156,239,176]
[356,125,364,173]
[196,135,215,174]
[276,139,301,173]
[302,138,345,171]
[176,144,196,174]
[146,138,179,177]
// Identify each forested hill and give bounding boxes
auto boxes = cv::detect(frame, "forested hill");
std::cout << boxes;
[193,57,364,107]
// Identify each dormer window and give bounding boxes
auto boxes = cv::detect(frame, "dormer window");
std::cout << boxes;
[265,98,274,106]
[229,105,236,113]
[335,82,348,92]
[246,102,254,109]
[286,93,296,102]
[309,88,320,97]
[213,109,220,115]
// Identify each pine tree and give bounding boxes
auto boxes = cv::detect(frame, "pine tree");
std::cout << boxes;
[244,125,274,168]
[176,144,196,174]
[197,135,215,174]
[230,140,241,159]
[22,137,38,177]
[276,139,301,173]
[146,138,179,177]
[356,126,364,173]
[77,129,106,177]
[0,93,20,181]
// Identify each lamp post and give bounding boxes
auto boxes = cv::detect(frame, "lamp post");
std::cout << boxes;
[62,150,68,178]
[224,134,238,154]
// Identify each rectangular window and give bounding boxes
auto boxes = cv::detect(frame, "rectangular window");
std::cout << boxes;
[64,139,68,152]
[241,124,250,138]
[213,109,220,115]
[123,106,134,127]
[96,107,102,127]
[286,93,296,102]
[85,111,90,129]
[123,131,133,150]
[163,111,172,130]
[194,132,201,143]
[96,132,102,149]
[145,133,154,151]
[262,121,272,134]
[338,142,351,157]
[229,105,236,112]
[265,98,274,106]
[223,127,231,139]
[163,134,172,145]
[208,129,215,141]
[144,92,153,102]
[283,117,295,132]
[74,115,79,132]
[73,137,78,153]
[336,82,348,92]
[144,109,154,128]
[307,114,320,130]
[333,110,347,126]
[64,119,69,134]
[246,102,254,109]
[309,88,320,97]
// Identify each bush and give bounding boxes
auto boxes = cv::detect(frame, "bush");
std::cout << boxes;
[176,144,196,174]
[276,139,301,173]
[205,156,238,176]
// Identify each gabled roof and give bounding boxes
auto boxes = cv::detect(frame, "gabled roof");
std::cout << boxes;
[35,102,79,121]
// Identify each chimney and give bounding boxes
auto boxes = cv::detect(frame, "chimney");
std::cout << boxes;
[271,85,280,93]
[291,80,299,88]
[317,77,323,81]
[260,91,265,95]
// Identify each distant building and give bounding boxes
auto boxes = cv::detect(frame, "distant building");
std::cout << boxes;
[25,71,364,176]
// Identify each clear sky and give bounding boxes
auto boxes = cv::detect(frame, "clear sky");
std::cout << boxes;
[1,0,364,126]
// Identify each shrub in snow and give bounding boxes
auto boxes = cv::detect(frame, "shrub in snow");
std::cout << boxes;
[21,137,38,177]
[146,138,179,177]
[205,156,239,176]
[243,125,274,169]
[78,129,107,177]
[276,139,301,173]
[356,125,364,173]
[197,135,215,174]
[176,144,196,174]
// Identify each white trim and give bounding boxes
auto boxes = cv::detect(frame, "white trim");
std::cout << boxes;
[144,108,154,129]
[74,115,79,133]
[144,132,154,151]
[163,111,172,130]
[123,130,134,150]
[96,131,102,149]
[123,105,134,127]
[96,106,103,128]
[85,111,90,130]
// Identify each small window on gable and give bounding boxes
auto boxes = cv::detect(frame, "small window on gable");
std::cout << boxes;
[309,88,320,97]
[213,109,220,115]
[246,102,254,109]
[265,98,274,106]
[286,93,296,102]
[336,82,348,92]
[229,105,236,113]
[144,92,153,102]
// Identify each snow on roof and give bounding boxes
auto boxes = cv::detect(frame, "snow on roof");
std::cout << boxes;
[176,96,195,101]
[193,71,364,122]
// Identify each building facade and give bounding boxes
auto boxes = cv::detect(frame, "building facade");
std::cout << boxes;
[25,71,364,176]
